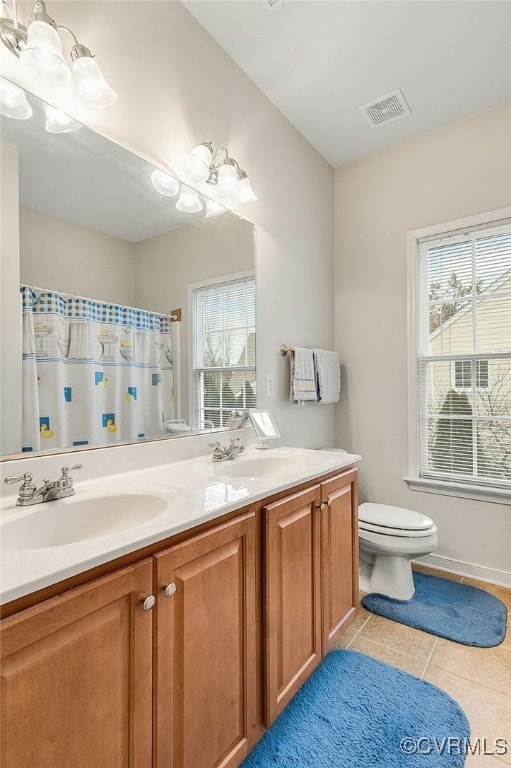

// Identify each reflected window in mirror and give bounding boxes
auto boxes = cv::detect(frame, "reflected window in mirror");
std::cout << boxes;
[192,276,256,428]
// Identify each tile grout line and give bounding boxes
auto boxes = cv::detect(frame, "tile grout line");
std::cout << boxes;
[426,662,511,701]
[345,614,373,649]
[421,636,439,678]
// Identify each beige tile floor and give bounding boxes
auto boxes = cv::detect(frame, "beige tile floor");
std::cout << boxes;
[335,564,511,766]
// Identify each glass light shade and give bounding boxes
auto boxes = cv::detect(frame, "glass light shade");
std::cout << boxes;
[150,169,180,197]
[0,80,32,119]
[176,187,203,213]
[216,163,241,203]
[205,198,225,217]
[73,56,117,110]
[20,20,71,85]
[45,104,81,133]
[181,144,213,182]
[238,176,258,204]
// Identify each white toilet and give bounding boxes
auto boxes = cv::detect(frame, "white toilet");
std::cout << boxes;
[358,502,438,600]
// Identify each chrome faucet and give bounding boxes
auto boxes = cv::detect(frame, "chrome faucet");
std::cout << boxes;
[209,438,245,462]
[4,464,83,506]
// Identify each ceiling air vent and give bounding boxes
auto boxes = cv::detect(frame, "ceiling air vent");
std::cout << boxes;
[359,89,411,129]
[262,0,290,15]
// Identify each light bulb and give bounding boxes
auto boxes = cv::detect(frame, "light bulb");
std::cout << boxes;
[176,187,203,213]
[238,175,258,204]
[0,79,32,119]
[44,104,81,133]
[181,143,213,182]
[151,169,180,197]
[216,162,241,203]
[72,53,116,110]
[20,20,71,85]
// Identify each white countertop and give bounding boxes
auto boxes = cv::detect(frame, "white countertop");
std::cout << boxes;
[0,447,361,605]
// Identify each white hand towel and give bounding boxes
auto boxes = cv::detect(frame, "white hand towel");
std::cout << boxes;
[313,349,341,404]
[290,347,318,402]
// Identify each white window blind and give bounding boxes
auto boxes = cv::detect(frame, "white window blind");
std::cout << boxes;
[192,277,256,428]
[416,220,511,488]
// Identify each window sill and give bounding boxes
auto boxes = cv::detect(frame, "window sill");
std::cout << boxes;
[403,476,511,505]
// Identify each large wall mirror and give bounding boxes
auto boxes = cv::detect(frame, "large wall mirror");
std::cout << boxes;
[0,79,256,459]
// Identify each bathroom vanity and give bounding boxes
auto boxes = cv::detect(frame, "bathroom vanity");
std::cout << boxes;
[0,447,360,768]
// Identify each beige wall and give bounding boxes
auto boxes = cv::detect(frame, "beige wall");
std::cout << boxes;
[0,142,22,454]
[335,103,511,577]
[1,0,335,449]
[20,207,136,305]
[136,213,254,424]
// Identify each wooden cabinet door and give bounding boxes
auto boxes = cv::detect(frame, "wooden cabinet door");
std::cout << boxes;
[0,560,154,768]
[320,468,359,653]
[263,485,322,726]
[153,511,258,768]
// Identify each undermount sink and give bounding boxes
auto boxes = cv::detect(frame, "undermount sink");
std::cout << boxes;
[216,456,305,480]
[0,492,168,551]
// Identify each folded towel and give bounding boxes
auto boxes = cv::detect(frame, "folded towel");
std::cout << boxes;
[313,349,341,404]
[290,347,318,403]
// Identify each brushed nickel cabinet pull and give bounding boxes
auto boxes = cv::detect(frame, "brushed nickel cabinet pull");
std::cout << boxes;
[142,595,156,611]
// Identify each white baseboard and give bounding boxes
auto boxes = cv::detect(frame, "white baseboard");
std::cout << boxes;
[414,553,511,589]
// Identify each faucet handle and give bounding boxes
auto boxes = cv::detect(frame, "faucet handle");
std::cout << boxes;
[59,464,83,491]
[4,472,36,500]
[4,472,31,485]
[60,464,83,478]
[209,441,225,462]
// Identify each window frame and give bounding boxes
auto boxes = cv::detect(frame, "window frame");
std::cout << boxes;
[188,270,256,430]
[405,207,511,505]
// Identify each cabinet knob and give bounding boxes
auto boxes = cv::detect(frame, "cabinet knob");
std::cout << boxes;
[163,583,177,598]
[142,595,156,611]
[318,502,328,511]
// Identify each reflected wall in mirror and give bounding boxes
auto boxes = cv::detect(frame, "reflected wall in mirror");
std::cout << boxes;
[0,80,255,459]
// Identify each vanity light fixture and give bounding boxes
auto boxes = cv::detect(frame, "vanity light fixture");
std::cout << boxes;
[150,169,180,197]
[0,76,32,118]
[181,142,257,205]
[0,0,116,109]
[44,103,81,133]
[176,185,203,214]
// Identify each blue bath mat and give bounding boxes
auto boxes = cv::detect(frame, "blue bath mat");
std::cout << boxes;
[362,571,507,647]
[242,650,469,767]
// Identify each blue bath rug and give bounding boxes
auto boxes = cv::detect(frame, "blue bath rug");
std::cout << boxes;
[242,650,469,767]
[362,571,507,647]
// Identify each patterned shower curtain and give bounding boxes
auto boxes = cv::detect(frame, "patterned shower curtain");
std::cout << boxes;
[21,285,176,452]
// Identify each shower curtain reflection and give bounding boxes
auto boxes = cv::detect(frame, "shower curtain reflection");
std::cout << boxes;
[21,285,176,452]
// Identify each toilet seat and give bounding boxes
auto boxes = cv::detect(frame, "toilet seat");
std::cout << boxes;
[359,526,438,555]
[359,520,437,538]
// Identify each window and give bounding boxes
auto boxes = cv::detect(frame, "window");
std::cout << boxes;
[409,213,511,497]
[192,276,256,428]
[454,360,489,390]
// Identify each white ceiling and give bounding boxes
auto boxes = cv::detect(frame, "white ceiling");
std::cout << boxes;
[182,0,511,167]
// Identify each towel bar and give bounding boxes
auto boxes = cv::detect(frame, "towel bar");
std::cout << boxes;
[280,345,294,356]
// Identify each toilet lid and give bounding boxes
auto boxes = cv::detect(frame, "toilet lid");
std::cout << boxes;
[358,502,434,532]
